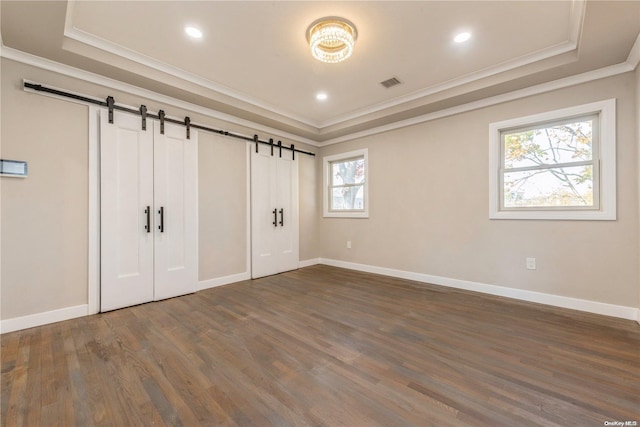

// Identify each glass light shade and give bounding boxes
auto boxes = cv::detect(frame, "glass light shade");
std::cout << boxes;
[307,18,357,64]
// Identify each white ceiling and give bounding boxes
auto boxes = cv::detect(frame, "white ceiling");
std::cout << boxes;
[1,1,640,144]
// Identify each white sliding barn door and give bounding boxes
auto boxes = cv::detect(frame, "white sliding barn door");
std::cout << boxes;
[100,110,154,311]
[251,143,299,278]
[251,144,277,278]
[153,122,198,300]
[274,149,298,272]
[101,111,198,311]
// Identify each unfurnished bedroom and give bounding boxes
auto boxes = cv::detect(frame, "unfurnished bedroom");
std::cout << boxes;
[1,1,639,426]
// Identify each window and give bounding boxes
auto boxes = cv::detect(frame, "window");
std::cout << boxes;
[502,114,599,209]
[489,99,616,220]
[323,149,369,218]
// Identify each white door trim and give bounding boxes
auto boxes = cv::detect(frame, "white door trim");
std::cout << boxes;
[245,142,252,278]
[88,106,100,314]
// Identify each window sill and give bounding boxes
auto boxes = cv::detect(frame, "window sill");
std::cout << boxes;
[323,211,369,219]
[489,209,615,221]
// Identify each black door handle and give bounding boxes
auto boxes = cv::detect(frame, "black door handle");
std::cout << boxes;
[272,209,278,227]
[144,206,150,233]
[279,208,284,226]
[158,206,164,232]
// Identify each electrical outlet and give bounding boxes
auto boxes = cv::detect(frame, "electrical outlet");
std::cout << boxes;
[526,257,536,270]
[347,240,352,249]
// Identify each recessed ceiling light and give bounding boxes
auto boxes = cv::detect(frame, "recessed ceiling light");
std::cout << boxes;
[316,92,328,101]
[185,26,203,39]
[454,32,471,43]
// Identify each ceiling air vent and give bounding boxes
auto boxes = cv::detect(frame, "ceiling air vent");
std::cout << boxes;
[380,77,402,88]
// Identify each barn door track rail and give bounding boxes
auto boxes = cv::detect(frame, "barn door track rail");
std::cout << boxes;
[23,81,315,158]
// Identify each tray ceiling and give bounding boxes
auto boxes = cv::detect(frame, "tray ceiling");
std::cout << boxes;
[1,1,639,144]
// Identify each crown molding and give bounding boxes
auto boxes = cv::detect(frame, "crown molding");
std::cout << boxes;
[317,41,579,130]
[62,0,587,131]
[0,45,320,147]
[1,2,633,151]
[62,26,321,131]
[626,31,640,70]
[318,1,586,129]
[2,43,632,148]
[568,0,587,45]
[62,1,318,129]
[319,61,634,146]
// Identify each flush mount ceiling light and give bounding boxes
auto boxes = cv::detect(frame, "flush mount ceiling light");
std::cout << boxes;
[306,17,357,64]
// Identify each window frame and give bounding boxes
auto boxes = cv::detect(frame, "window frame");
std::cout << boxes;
[489,99,616,220]
[323,148,369,218]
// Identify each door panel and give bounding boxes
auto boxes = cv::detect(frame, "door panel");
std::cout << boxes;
[275,152,299,273]
[153,121,198,300]
[251,143,299,279]
[251,143,277,278]
[101,110,154,311]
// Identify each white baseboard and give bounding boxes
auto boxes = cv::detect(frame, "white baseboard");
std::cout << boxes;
[0,304,88,334]
[4,263,636,333]
[198,272,250,291]
[299,258,321,268]
[318,258,639,321]
[1,272,250,333]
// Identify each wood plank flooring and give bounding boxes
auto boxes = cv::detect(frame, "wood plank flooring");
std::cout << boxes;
[2,265,639,426]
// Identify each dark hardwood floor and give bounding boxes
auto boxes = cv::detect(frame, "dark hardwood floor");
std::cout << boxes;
[2,265,639,426]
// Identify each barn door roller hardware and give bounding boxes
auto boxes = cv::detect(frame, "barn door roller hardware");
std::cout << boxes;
[184,117,191,140]
[158,110,166,134]
[107,96,115,124]
[140,105,147,131]
[23,81,315,158]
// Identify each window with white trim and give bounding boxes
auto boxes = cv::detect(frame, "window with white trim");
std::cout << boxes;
[489,99,616,220]
[323,149,369,218]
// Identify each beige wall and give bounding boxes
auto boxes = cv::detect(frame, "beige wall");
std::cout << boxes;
[198,132,247,280]
[1,54,637,322]
[318,73,638,307]
[0,58,318,320]
[299,153,319,261]
[1,59,89,318]
[637,66,640,314]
